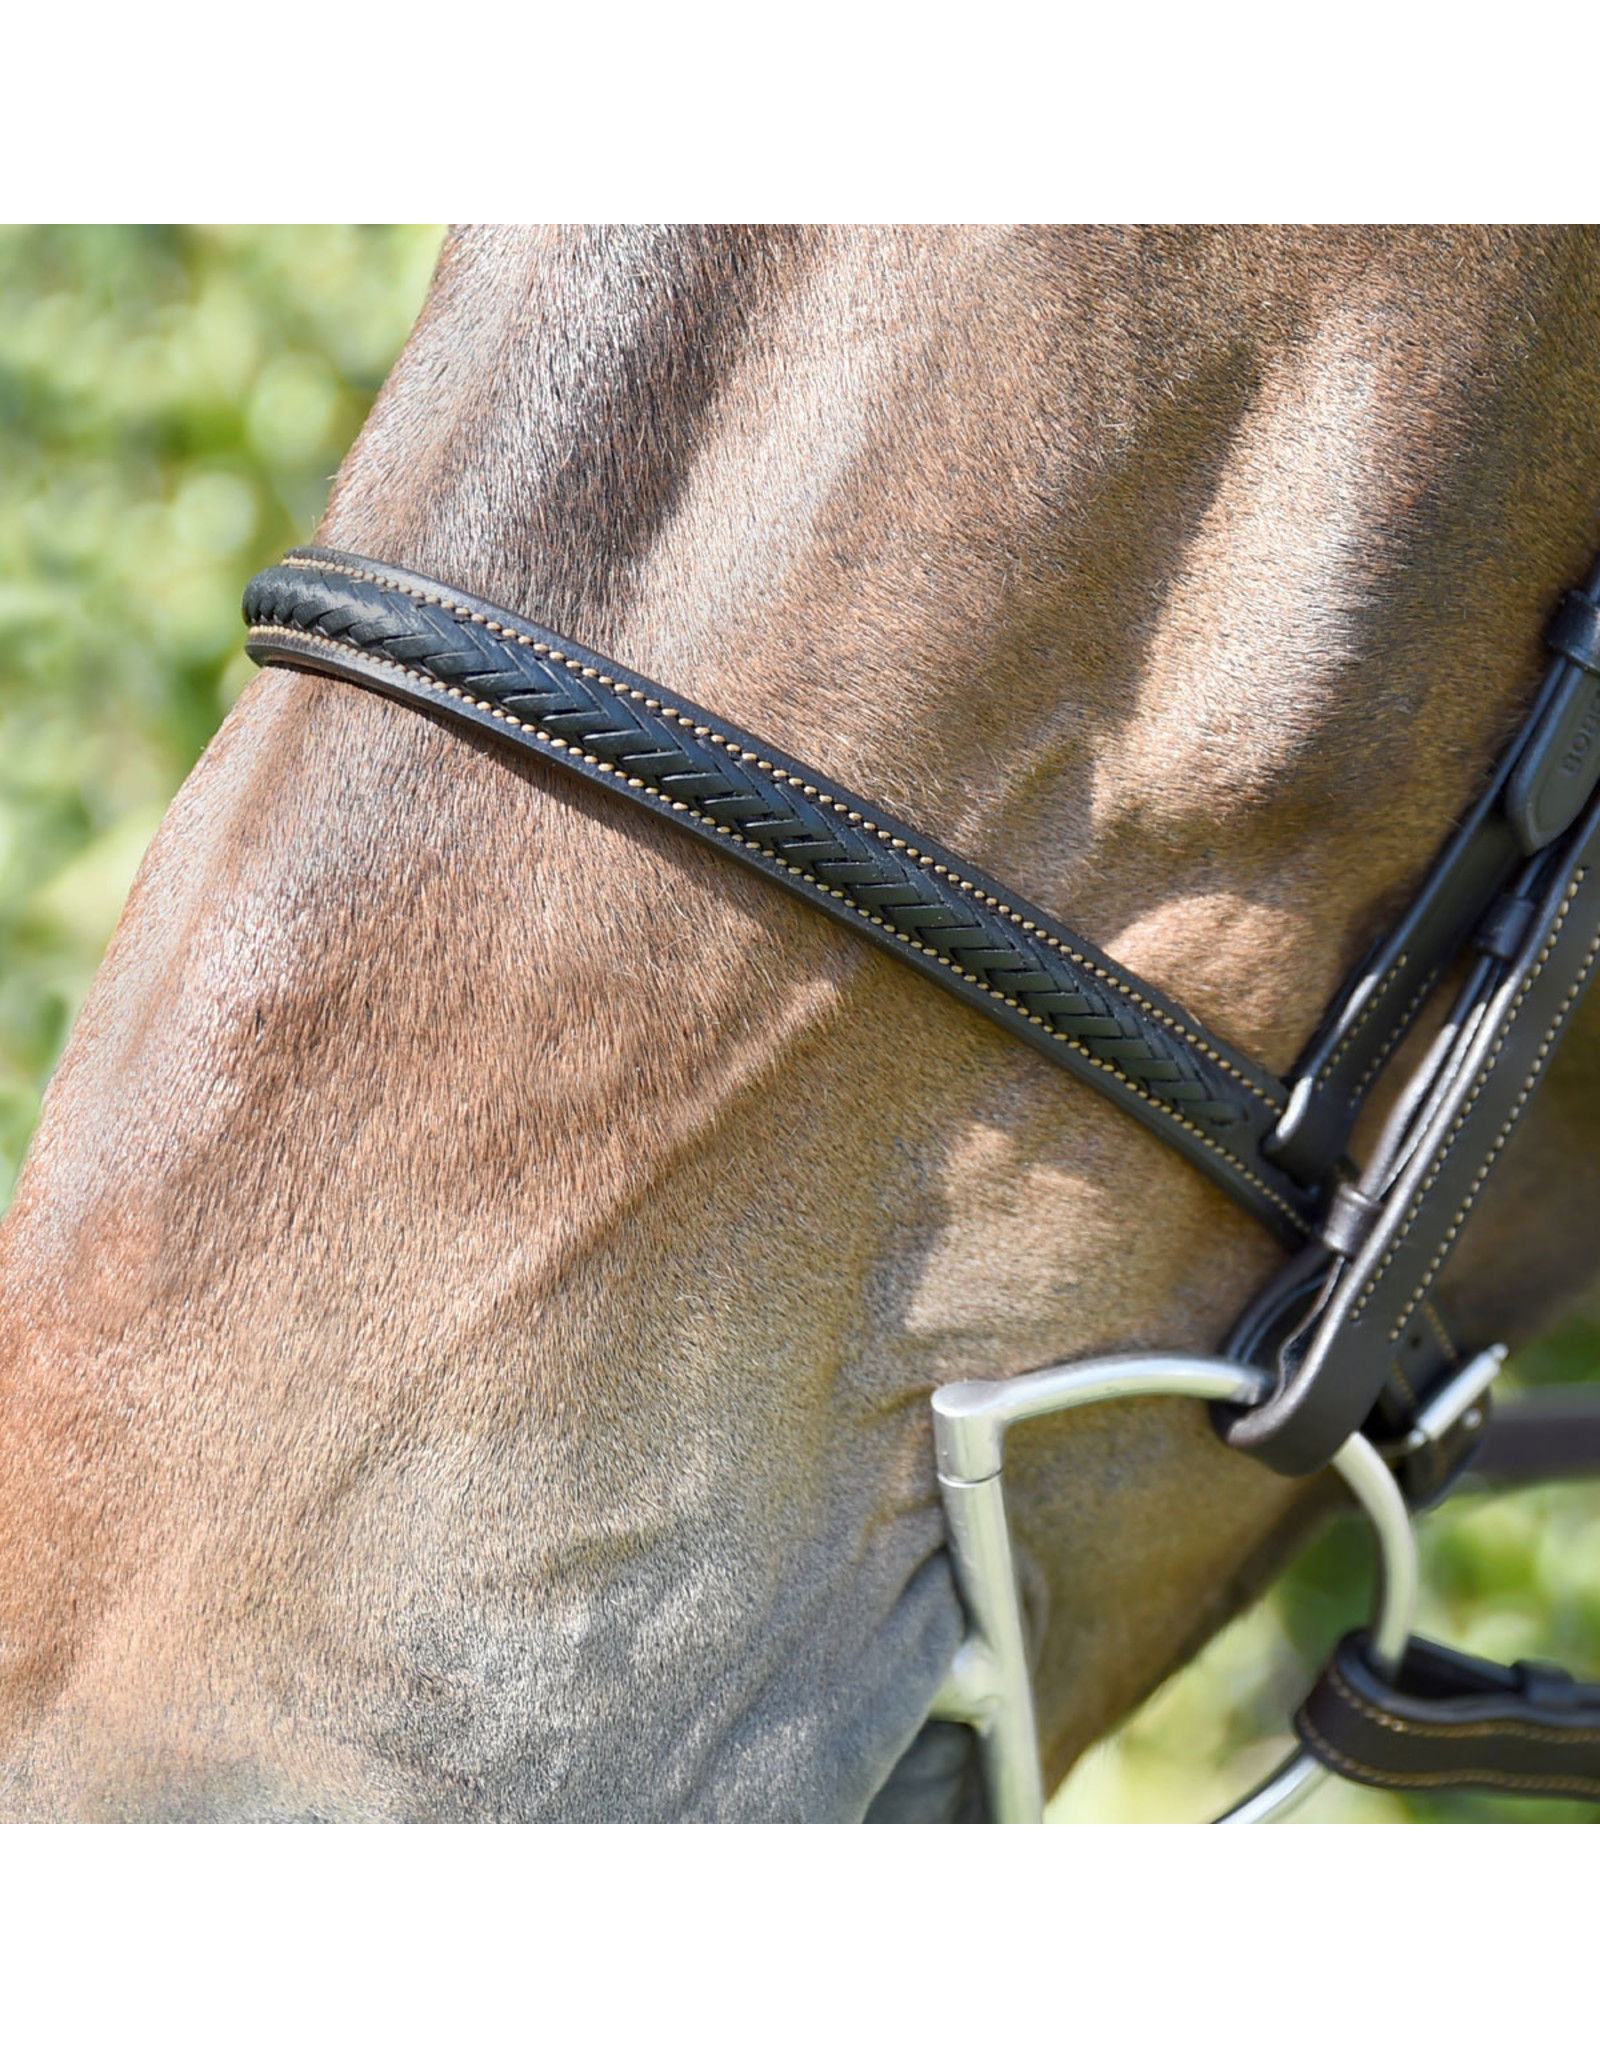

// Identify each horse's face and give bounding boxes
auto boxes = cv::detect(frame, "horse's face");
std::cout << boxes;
[3,226,1600,1820]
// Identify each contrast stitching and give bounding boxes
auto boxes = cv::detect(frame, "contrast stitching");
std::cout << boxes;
[1343,874,1594,1334]
[1298,1719,1600,1796]
[1349,974,1438,1101]
[278,554,1281,1109]
[1311,952,1410,1097]
[250,618,1309,1233]
[1326,1662,1600,1744]
[1376,916,1599,1337]
[1422,1300,1460,1366]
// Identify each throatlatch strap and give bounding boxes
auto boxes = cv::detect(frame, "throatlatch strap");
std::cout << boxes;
[243,548,1312,1241]
[1298,1631,1600,1803]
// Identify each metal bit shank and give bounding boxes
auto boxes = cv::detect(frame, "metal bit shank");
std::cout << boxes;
[930,1355,1419,1824]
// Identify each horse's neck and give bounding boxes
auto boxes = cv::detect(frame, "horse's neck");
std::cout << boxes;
[331,227,1600,1046]
[2,226,1599,1817]
[325,223,1600,1771]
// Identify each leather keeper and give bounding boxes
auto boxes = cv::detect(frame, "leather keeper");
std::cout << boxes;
[1318,1181,1381,1259]
[1472,890,1538,962]
[1546,587,1600,673]
[1507,590,1600,850]
[1296,1629,1600,1802]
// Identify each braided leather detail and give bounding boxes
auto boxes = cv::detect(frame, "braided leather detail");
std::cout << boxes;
[243,548,1315,1241]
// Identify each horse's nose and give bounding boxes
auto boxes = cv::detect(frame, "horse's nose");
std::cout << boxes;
[863,1720,983,1823]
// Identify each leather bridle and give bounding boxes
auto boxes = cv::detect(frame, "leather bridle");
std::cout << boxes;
[242,543,1600,1819]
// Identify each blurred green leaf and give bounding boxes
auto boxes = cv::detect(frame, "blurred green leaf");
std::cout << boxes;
[0,224,443,1205]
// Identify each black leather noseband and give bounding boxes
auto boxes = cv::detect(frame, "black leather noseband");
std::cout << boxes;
[243,550,1308,1240]
[243,540,1600,1808]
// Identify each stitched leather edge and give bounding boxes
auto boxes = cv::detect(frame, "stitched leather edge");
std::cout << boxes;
[1310,952,1410,1101]
[282,554,1282,1104]
[1349,877,1598,1335]
[252,618,1312,1232]
[1323,1662,1600,1745]
[1293,1730,1600,1797]
[244,550,1325,1239]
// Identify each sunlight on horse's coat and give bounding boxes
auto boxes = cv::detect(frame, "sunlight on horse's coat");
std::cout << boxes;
[3,227,1600,1818]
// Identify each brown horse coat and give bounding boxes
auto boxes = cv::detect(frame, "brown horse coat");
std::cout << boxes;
[2,226,1599,1819]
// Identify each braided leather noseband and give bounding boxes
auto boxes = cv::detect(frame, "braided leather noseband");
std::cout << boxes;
[244,543,1600,1816]
[245,551,1305,1238]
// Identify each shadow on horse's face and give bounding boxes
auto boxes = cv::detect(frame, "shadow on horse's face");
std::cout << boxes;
[3,226,1600,1819]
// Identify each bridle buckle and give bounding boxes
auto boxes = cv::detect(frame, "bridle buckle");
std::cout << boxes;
[1376,1343,1505,1507]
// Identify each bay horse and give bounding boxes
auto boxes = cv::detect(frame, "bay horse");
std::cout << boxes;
[3,225,1600,1822]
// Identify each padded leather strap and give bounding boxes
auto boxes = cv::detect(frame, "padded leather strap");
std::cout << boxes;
[1298,1630,1600,1802]
[243,547,1600,1489]
[243,548,1314,1241]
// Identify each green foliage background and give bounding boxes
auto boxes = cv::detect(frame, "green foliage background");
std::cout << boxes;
[2,224,1597,1823]
[0,225,444,1193]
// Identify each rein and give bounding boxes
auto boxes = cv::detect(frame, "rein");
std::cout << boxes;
[244,543,1600,1820]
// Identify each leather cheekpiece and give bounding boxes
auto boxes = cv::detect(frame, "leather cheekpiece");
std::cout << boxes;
[1225,800,1600,1474]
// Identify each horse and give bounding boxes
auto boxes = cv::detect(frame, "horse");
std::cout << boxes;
[2,224,1599,1821]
